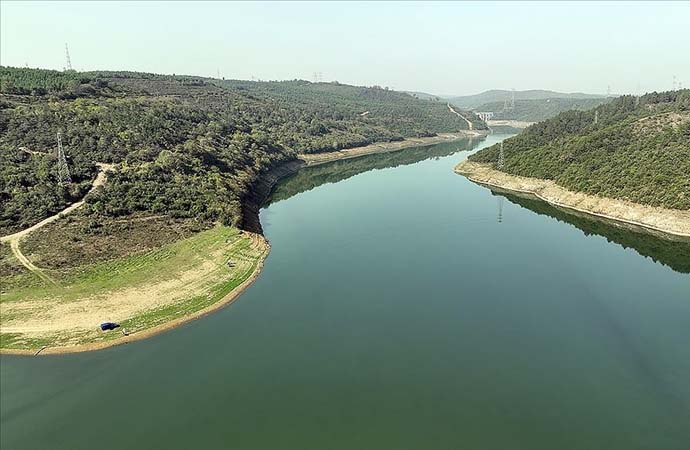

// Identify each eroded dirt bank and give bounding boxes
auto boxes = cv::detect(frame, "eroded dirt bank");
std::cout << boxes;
[455,160,690,238]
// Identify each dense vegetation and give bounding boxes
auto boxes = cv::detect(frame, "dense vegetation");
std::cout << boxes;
[475,97,611,122]
[470,90,690,210]
[448,89,604,109]
[1,67,485,235]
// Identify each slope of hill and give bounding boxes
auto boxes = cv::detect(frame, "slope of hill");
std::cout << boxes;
[474,97,612,122]
[448,89,605,109]
[467,90,690,211]
[0,67,485,235]
[404,91,443,101]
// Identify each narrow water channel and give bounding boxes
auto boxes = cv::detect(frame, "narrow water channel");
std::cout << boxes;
[2,134,689,450]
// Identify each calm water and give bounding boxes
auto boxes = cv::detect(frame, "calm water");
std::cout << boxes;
[2,134,690,450]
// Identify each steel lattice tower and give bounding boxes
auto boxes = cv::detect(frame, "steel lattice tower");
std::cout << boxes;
[56,132,72,185]
[64,43,73,71]
[498,141,505,169]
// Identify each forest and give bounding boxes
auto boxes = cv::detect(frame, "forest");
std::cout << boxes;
[0,67,485,235]
[474,97,611,122]
[469,90,690,210]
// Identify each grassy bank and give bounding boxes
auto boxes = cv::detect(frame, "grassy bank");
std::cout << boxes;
[0,225,268,353]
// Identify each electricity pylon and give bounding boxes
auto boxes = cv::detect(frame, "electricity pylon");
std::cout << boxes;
[64,43,73,71]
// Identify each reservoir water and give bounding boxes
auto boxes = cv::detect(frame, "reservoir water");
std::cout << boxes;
[2,134,690,449]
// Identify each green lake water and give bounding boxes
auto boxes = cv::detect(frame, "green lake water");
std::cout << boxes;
[2,134,690,449]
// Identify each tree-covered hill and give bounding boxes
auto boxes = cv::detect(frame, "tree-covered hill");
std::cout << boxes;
[0,67,485,235]
[469,90,690,210]
[448,89,604,109]
[474,97,612,122]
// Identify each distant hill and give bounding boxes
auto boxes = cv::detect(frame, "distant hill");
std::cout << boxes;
[404,91,443,102]
[469,90,690,210]
[448,89,605,109]
[475,97,612,122]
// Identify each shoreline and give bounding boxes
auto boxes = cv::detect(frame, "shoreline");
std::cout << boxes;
[455,160,690,239]
[241,130,486,233]
[298,131,484,166]
[3,131,480,356]
[1,233,270,356]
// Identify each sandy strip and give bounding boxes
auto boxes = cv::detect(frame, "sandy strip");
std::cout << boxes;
[455,160,690,238]
[299,131,486,166]
[1,234,270,356]
[486,119,535,129]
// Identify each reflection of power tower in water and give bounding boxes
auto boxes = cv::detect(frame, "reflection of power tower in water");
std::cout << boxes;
[56,132,72,185]
[496,141,505,222]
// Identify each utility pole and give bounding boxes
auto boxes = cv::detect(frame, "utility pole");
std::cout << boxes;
[56,132,72,186]
[64,43,73,71]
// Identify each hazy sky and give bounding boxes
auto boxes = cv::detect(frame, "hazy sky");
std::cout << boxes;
[2,1,689,96]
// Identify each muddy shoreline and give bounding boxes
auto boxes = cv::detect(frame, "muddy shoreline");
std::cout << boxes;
[455,160,690,239]
[1,233,270,356]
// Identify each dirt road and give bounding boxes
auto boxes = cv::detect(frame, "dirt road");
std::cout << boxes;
[0,163,114,280]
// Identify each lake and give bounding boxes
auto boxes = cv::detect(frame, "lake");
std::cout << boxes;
[2,134,689,450]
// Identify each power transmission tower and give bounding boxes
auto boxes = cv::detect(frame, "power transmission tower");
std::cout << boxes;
[594,110,598,124]
[498,141,505,169]
[510,88,515,109]
[56,132,72,185]
[672,75,677,90]
[64,43,73,71]
[606,85,611,97]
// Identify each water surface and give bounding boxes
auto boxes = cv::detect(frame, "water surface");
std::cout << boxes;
[2,134,689,450]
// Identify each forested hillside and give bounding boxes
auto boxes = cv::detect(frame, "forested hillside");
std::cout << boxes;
[448,89,604,109]
[474,97,611,122]
[469,90,690,210]
[0,67,485,235]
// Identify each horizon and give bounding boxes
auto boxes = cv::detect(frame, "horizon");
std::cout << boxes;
[2,1,689,96]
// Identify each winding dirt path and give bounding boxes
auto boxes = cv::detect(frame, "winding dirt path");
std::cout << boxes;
[0,163,114,281]
[447,103,473,130]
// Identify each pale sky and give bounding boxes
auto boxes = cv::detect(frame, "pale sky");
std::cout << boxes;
[1,1,689,96]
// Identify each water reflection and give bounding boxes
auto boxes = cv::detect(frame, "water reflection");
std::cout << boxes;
[268,138,690,275]
[497,191,690,274]
[266,138,478,205]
